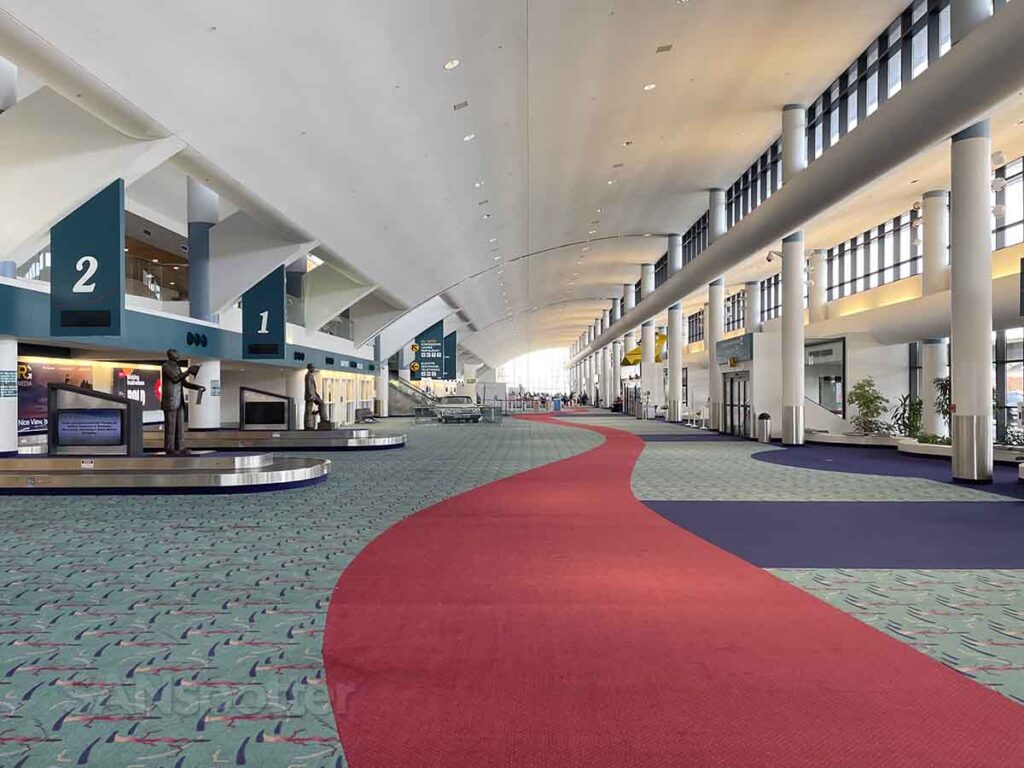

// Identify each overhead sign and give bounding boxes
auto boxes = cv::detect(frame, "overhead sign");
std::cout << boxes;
[443,331,457,380]
[412,321,444,381]
[242,267,286,360]
[715,334,753,366]
[50,179,126,336]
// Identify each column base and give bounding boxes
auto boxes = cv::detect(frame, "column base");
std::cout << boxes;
[667,400,682,423]
[951,414,993,482]
[782,405,804,446]
[708,402,723,432]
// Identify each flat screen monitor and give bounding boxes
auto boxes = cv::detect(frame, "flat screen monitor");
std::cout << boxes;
[244,400,287,427]
[55,408,125,447]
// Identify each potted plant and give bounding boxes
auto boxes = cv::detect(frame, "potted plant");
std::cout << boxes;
[933,376,951,428]
[890,394,923,438]
[847,377,890,435]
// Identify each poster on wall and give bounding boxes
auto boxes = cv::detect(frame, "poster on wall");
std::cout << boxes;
[113,367,163,424]
[17,360,95,433]
[412,321,444,381]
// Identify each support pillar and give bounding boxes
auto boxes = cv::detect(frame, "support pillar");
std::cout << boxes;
[781,232,806,445]
[707,279,725,431]
[0,57,16,113]
[922,190,951,295]
[189,359,221,430]
[808,250,827,323]
[375,335,390,418]
[921,340,949,437]
[0,337,17,456]
[668,303,683,421]
[187,177,219,322]
[639,264,658,414]
[782,104,807,183]
[744,281,761,334]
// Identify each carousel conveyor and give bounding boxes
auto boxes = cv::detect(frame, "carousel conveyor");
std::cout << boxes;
[0,452,330,493]
[141,427,407,451]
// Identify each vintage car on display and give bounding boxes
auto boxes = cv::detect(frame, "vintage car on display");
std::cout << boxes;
[435,395,483,424]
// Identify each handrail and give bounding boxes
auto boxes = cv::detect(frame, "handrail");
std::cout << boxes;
[388,375,438,405]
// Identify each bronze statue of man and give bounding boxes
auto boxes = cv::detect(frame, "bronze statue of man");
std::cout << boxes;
[161,349,205,455]
[304,363,325,430]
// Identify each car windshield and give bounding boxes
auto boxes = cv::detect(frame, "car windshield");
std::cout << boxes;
[440,396,473,405]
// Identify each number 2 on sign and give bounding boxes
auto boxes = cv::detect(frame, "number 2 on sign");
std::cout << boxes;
[72,255,98,294]
[257,310,270,334]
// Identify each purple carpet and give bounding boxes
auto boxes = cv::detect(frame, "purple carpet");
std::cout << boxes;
[638,433,744,442]
[643,500,1024,568]
[755,443,1024,499]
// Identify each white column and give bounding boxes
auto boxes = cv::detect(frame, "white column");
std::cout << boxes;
[667,304,683,421]
[782,104,807,182]
[922,190,951,295]
[709,189,727,241]
[611,298,622,406]
[807,249,827,323]
[707,280,725,430]
[622,283,636,360]
[948,0,993,480]
[922,340,949,437]
[781,232,806,445]
[950,122,993,480]
[639,265,657,414]
[287,368,306,430]
[189,359,222,430]
[0,337,17,455]
[744,281,761,334]
[601,309,612,408]
[186,177,219,322]
[376,364,390,417]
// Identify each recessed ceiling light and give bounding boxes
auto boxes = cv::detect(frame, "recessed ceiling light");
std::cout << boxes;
[152,258,159,263]
[489,238,497,244]
[463,133,476,142]
[642,83,657,92]
[588,230,597,235]
[494,255,501,260]
[607,180,616,185]
[581,246,589,252]
[596,208,603,213]
[475,180,485,188]
[623,140,633,147]
[444,58,461,71]
[483,213,491,219]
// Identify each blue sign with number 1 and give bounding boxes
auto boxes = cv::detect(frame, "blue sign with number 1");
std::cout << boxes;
[242,266,286,360]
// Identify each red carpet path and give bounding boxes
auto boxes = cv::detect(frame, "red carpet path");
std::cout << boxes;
[323,416,1024,766]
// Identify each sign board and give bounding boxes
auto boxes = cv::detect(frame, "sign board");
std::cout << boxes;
[715,334,753,366]
[242,267,286,359]
[50,179,126,336]
[443,331,458,380]
[17,360,94,433]
[805,340,844,367]
[412,321,444,381]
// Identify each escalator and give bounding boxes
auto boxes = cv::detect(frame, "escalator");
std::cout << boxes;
[388,374,438,416]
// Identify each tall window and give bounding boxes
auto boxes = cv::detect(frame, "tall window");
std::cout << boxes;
[724,291,746,332]
[760,274,782,321]
[995,156,1024,250]
[687,311,705,343]
[826,210,921,300]
[727,140,782,228]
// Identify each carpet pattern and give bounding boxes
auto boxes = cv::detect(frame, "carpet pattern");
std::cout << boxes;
[323,414,1024,767]
[0,418,601,768]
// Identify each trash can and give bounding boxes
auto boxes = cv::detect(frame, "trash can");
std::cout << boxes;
[553,398,562,412]
[757,413,772,444]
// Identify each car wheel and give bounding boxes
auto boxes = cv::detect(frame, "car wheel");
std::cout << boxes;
[473,416,481,423]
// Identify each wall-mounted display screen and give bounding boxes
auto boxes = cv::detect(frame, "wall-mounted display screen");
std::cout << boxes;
[244,401,287,426]
[55,408,124,446]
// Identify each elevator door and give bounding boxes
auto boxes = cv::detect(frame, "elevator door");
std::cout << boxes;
[724,372,751,438]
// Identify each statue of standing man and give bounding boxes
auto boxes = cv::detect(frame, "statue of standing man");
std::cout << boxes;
[304,363,325,430]
[161,349,205,455]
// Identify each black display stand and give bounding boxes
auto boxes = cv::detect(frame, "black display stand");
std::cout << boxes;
[239,387,295,431]
[47,383,144,457]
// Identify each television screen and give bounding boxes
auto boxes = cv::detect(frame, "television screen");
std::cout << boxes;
[244,401,287,426]
[56,408,124,446]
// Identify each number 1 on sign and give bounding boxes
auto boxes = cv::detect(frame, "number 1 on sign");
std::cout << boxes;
[257,310,270,334]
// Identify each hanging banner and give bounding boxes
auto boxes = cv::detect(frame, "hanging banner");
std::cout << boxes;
[50,179,126,336]
[443,331,457,380]
[412,321,444,381]
[242,267,286,360]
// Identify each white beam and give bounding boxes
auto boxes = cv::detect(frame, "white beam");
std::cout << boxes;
[303,262,377,330]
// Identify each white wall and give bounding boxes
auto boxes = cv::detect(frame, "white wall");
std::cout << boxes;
[220,367,289,425]
[845,332,908,416]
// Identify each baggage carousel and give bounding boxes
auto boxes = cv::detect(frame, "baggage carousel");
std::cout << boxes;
[0,452,330,494]
[140,427,407,451]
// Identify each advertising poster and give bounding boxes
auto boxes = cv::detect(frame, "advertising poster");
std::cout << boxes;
[113,366,163,424]
[17,360,94,433]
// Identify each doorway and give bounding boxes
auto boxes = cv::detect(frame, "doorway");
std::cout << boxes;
[724,371,751,438]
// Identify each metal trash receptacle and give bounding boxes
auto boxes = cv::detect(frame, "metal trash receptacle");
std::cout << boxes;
[757,413,772,444]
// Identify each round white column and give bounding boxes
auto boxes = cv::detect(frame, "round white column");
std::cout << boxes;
[668,233,682,273]
[709,189,727,241]
[707,279,725,431]
[807,249,827,323]
[188,359,221,430]
[782,104,807,182]
[376,363,390,418]
[286,368,306,430]
[781,232,806,445]
[0,57,17,112]
[922,190,951,295]
[667,304,683,421]
[950,121,993,481]
[744,281,761,334]
[0,337,17,455]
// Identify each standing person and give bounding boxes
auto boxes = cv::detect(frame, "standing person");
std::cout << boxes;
[304,363,326,429]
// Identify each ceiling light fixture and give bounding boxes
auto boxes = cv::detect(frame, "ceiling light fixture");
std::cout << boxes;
[475,180,485,188]
[463,133,476,142]
[607,180,616,185]
[588,230,597,235]
[642,83,657,92]
[623,140,633,147]
[489,238,497,243]
[444,58,461,71]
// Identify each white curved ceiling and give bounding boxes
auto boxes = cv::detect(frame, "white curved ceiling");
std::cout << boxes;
[0,0,908,366]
